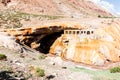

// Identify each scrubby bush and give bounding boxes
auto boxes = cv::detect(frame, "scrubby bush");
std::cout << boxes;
[35,67,45,77]
[98,15,101,18]
[110,66,120,73]
[38,54,46,60]
[0,53,7,60]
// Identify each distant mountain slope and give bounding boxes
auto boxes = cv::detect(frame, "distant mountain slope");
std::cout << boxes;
[0,0,113,17]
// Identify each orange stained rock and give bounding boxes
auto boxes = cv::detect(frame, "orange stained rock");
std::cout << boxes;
[49,23,120,65]
[3,21,120,65]
[31,42,40,49]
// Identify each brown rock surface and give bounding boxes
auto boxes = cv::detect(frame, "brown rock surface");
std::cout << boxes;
[3,18,120,66]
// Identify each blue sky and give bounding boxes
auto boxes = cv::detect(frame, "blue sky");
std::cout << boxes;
[104,0,120,14]
[91,0,120,15]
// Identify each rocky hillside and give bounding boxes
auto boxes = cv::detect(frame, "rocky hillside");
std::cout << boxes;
[0,0,113,18]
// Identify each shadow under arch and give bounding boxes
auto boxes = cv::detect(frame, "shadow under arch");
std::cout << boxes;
[37,31,63,54]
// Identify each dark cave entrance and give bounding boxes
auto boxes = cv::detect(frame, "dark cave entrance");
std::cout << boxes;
[17,27,64,54]
[37,31,63,54]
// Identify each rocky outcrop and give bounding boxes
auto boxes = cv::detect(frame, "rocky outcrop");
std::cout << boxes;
[3,20,120,66]
[5,25,64,53]
[50,21,120,66]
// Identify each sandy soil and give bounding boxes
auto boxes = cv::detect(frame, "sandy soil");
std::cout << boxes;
[0,46,93,80]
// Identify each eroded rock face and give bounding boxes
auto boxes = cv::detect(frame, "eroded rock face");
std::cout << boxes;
[5,26,64,53]
[4,21,120,66]
[50,22,120,66]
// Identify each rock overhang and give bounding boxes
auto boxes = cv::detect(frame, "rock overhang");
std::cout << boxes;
[2,21,120,66]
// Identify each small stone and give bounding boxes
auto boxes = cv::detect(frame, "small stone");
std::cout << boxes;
[62,67,67,69]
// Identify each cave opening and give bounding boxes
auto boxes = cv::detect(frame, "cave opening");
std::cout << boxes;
[36,31,63,54]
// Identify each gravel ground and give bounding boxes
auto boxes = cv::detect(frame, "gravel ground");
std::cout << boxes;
[0,46,92,80]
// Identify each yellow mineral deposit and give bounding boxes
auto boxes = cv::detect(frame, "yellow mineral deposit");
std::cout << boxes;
[50,21,120,65]
[5,21,120,66]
